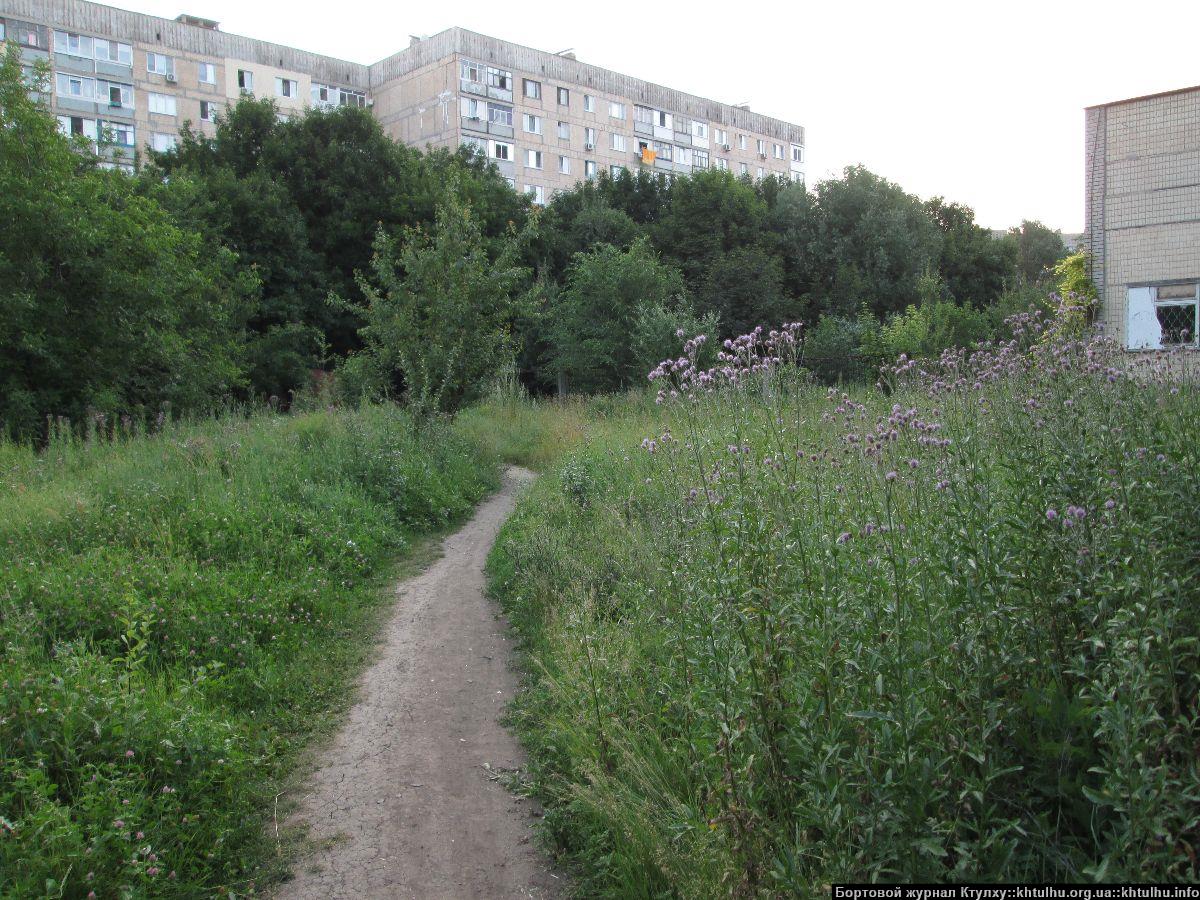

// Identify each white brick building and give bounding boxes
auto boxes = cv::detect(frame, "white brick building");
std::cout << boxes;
[1085,85,1200,349]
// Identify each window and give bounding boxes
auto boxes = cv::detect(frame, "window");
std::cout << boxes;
[694,149,709,169]
[584,159,597,178]
[93,39,132,65]
[198,62,216,84]
[314,83,332,105]
[557,86,569,105]
[486,67,511,92]
[737,134,747,150]
[525,149,543,169]
[523,113,542,134]
[524,184,545,205]
[237,69,253,92]
[676,146,693,166]
[504,177,516,189]
[490,140,513,161]
[150,132,177,152]
[756,166,765,180]
[583,94,595,112]
[489,104,513,126]
[715,157,728,171]
[56,72,94,99]
[791,144,804,163]
[609,101,625,119]
[523,78,541,99]
[584,127,596,148]
[339,89,366,108]
[692,121,708,140]
[611,133,626,152]
[652,141,673,161]
[790,170,804,184]
[276,77,298,98]
[610,164,625,178]
[98,120,135,147]
[200,100,218,122]
[1154,284,1200,346]
[461,136,486,155]
[99,80,132,108]
[756,138,766,155]
[148,92,177,116]
[559,155,570,174]
[739,162,749,175]
[461,97,484,120]
[56,114,97,141]
[147,53,174,76]
[655,110,672,129]
[557,120,570,140]
[461,60,483,84]
[714,128,728,146]
[634,105,653,125]
[53,31,93,58]
[773,143,784,159]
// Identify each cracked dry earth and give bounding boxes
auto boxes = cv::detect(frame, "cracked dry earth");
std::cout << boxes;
[282,466,563,900]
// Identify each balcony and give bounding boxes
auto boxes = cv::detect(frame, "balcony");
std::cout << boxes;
[487,121,514,139]
[461,115,487,134]
[486,85,513,102]
[460,78,486,97]
[633,120,653,137]
[95,59,133,79]
[56,54,96,75]
[673,131,691,147]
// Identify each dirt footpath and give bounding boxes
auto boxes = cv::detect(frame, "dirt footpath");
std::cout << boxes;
[282,466,563,900]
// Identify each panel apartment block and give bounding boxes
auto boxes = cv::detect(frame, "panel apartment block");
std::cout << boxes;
[2,0,806,200]
[1084,85,1200,350]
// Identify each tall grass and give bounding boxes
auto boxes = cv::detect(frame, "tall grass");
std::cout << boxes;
[0,406,496,896]
[488,312,1200,893]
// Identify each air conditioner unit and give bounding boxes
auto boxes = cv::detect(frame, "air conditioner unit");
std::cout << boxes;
[165,73,178,83]
[468,114,481,120]
[721,143,731,151]
[758,152,767,160]
[584,141,595,150]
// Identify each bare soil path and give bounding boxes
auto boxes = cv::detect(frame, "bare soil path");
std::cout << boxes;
[281,466,563,900]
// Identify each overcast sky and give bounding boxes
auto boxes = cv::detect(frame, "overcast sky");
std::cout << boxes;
[122,0,1198,233]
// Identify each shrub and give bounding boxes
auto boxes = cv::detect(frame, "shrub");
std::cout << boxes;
[0,406,496,895]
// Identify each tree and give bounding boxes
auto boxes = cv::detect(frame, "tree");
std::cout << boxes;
[925,197,1016,306]
[810,166,943,318]
[550,239,688,393]
[349,192,527,416]
[1007,219,1067,284]
[0,48,253,438]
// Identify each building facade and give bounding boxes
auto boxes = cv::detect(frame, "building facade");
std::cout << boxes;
[1085,85,1200,350]
[1,0,806,200]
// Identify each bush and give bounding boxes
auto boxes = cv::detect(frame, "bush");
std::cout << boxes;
[0,406,496,895]
[487,308,1200,891]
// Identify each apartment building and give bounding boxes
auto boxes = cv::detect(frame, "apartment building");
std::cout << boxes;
[1085,84,1200,350]
[1,0,806,196]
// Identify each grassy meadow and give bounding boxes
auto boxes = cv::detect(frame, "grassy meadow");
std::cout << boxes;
[0,406,496,896]
[486,315,1200,893]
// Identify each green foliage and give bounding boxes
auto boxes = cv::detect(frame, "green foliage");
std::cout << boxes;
[350,192,528,416]
[0,47,254,439]
[150,98,526,398]
[1008,219,1068,284]
[0,405,496,896]
[485,321,1200,891]
[551,239,688,394]
[630,300,720,377]
[810,166,943,317]
[880,298,993,359]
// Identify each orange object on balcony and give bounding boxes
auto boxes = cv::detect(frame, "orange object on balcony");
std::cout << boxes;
[641,147,656,164]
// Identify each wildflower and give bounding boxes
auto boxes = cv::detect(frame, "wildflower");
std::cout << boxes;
[908,458,919,469]
[124,750,134,758]
[148,867,160,876]
[136,831,144,839]
[1104,499,1115,510]
[1045,508,1058,521]
[885,471,898,482]
[837,532,851,544]
[113,819,125,829]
